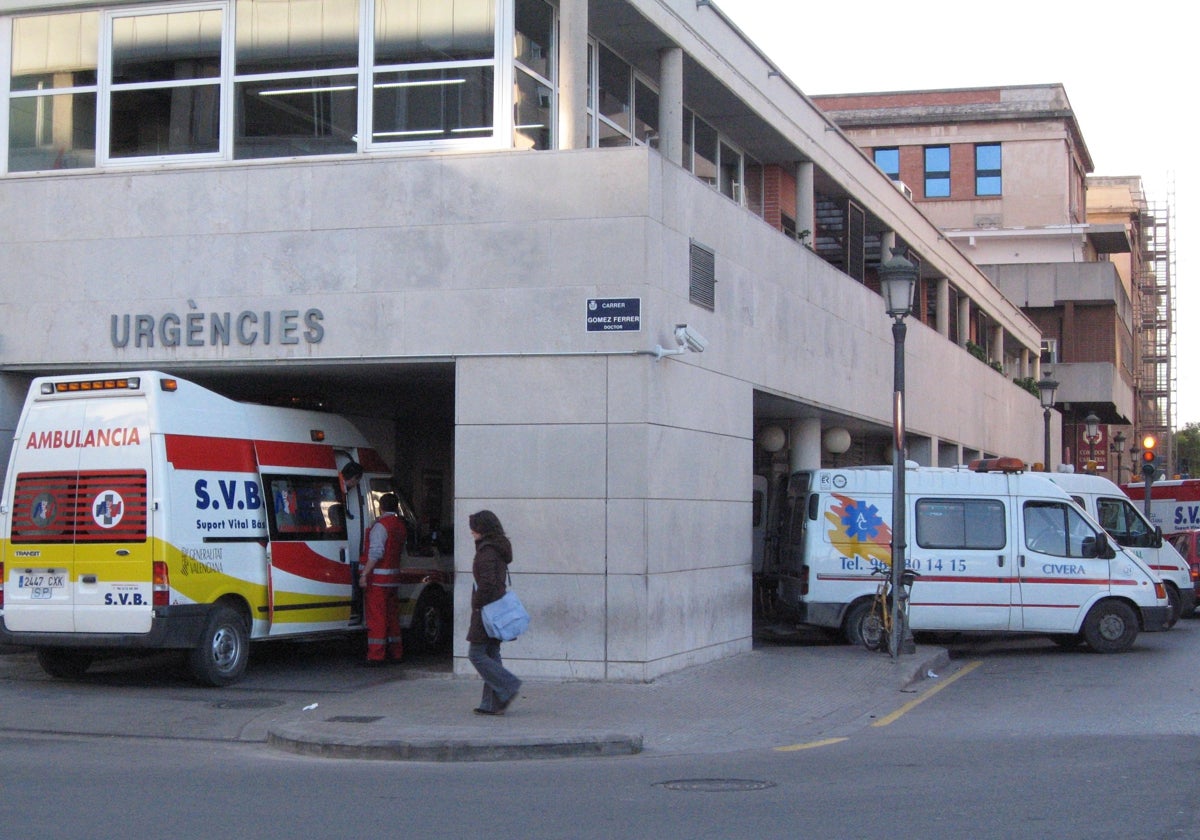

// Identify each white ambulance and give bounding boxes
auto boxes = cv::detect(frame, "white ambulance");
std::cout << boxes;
[0,371,451,685]
[1120,478,1200,532]
[777,458,1169,653]
[1043,470,1194,626]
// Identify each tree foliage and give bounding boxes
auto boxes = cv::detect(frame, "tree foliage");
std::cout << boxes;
[1177,422,1200,478]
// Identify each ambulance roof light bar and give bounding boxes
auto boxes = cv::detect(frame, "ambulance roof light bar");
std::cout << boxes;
[42,377,141,395]
[968,457,1027,474]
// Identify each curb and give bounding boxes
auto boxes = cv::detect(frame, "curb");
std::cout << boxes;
[267,723,643,762]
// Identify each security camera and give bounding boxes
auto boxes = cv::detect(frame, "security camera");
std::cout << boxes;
[674,324,708,353]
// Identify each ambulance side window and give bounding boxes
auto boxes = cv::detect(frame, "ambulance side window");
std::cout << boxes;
[1024,501,1101,557]
[263,474,347,541]
[915,498,1005,550]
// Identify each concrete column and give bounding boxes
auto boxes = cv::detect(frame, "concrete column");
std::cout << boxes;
[880,230,896,258]
[991,324,1004,368]
[789,418,822,473]
[1020,347,1031,380]
[658,47,683,166]
[936,278,950,339]
[558,0,588,150]
[957,296,971,346]
[795,162,815,242]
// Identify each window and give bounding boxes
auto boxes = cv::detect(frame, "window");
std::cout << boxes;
[264,474,346,540]
[1040,338,1058,365]
[372,0,496,146]
[1023,501,1103,558]
[513,0,554,150]
[916,498,1006,550]
[10,469,148,544]
[692,114,717,187]
[1096,497,1154,548]
[975,143,1001,196]
[595,44,630,147]
[6,0,511,171]
[234,0,360,159]
[718,140,741,202]
[874,147,899,180]
[924,145,950,198]
[8,11,100,171]
[632,78,658,145]
[107,7,224,161]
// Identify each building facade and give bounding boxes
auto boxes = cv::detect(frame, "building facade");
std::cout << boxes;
[813,84,1175,478]
[0,0,1049,680]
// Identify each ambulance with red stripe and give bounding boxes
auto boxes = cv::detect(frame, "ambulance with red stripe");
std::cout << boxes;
[0,371,450,685]
[777,458,1169,652]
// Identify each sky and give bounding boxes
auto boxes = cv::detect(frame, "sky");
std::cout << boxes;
[716,0,1196,429]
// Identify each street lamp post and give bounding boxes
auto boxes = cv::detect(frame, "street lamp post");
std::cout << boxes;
[1037,374,1059,471]
[878,247,918,659]
[1084,412,1101,473]
[1112,431,1126,480]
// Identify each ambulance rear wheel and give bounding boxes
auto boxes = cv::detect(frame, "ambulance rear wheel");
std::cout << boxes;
[190,605,249,687]
[842,599,875,647]
[1081,600,1138,654]
[407,589,451,653]
[36,647,93,679]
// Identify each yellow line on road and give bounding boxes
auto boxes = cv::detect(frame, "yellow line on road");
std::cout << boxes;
[870,659,983,728]
[774,737,849,752]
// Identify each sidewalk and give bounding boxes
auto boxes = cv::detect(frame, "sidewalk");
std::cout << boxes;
[266,634,951,762]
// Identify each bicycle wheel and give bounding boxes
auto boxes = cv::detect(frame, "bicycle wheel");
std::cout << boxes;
[861,602,886,651]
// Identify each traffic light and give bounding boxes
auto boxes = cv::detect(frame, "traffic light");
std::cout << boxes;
[1141,434,1158,480]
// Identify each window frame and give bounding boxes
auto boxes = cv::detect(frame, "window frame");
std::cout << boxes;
[975,142,1001,196]
[923,144,950,198]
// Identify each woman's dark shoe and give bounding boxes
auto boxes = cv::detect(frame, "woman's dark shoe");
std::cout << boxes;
[473,707,503,716]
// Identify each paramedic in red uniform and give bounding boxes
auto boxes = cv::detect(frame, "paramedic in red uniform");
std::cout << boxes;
[358,492,406,665]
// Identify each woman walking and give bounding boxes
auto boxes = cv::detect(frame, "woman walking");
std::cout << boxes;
[467,510,523,715]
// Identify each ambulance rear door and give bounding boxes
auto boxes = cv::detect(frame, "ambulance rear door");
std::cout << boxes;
[6,388,152,635]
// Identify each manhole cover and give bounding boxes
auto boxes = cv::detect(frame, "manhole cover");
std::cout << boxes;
[326,715,385,724]
[654,779,776,792]
[210,698,285,710]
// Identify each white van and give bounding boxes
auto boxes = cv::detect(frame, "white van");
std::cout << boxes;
[1043,470,1194,626]
[0,371,451,685]
[777,458,1169,653]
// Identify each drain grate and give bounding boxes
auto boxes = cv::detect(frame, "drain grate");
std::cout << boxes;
[326,715,385,724]
[654,779,777,793]
[210,698,286,710]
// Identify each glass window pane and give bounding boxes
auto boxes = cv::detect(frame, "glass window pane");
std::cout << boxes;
[976,143,1000,170]
[976,176,1001,196]
[874,147,899,179]
[719,141,740,201]
[514,0,552,79]
[597,45,630,133]
[8,92,97,171]
[236,0,360,75]
[372,65,493,141]
[375,0,495,65]
[597,118,631,148]
[111,10,223,85]
[235,75,358,158]
[633,78,657,143]
[109,85,220,157]
[11,12,99,90]
[925,146,949,170]
[693,116,717,186]
[513,67,550,150]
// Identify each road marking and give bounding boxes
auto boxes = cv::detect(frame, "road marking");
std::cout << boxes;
[870,659,983,728]
[774,737,849,752]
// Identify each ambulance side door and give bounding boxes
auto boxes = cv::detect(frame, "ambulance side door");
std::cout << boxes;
[907,496,1015,632]
[1017,499,1110,633]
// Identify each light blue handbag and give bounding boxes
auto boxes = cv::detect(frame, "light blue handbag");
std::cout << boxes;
[481,574,530,641]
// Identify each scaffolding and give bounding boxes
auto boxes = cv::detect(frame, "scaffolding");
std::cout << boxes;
[1137,184,1176,473]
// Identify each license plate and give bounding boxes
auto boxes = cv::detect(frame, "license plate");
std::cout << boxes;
[16,572,66,599]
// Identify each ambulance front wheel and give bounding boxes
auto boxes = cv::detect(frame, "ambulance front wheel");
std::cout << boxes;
[36,647,93,680]
[190,604,250,687]
[1081,600,1138,654]
[842,599,876,647]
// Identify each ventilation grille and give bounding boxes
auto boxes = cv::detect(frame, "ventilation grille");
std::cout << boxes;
[689,240,716,310]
